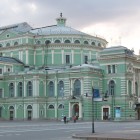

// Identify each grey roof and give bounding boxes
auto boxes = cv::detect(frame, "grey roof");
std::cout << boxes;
[30,25,88,36]
[0,22,32,33]
[102,46,127,52]
[0,57,24,65]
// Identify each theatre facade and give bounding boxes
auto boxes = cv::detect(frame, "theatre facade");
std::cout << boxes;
[0,14,140,121]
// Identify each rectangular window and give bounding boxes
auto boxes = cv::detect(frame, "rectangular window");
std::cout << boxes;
[84,56,88,64]
[0,89,3,98]
[0,68,2,74]
[112,65,116,73]
[66,55,70,64]
[108,65,111,74]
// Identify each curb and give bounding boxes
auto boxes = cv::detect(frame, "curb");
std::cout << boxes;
[72,133,138,140]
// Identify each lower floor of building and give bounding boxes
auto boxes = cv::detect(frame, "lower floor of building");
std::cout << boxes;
[0,97,139,121]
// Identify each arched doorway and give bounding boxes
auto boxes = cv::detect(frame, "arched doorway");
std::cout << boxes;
[73,104,79,119]
[27,105,32,120]
[9,106,14,120]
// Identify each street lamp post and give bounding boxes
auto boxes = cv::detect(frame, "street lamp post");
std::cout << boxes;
[85,91,95,133]
[92,94,95,133]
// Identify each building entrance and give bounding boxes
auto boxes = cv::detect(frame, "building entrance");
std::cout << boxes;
[27,110,32,120]
[103,108,109,120]
[10,111,14,120]
[27,105,32,120]
[137,109,140,120]
[73,104,79,119]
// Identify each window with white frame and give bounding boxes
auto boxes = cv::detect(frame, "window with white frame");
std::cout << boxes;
[0,89,3,98]
[107,65,111,74]
[84,55,88,64]
[108,80,115,96]
[0,68,2,74]
[27,81,32,97]
[112,65,116,73]
[107,65,116,74]
[7,67,11,72]
[9,83,14,97]
[65,54,70,64]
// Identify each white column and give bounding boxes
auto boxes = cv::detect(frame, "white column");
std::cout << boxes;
[26,38,28,43]
[24,104,26,119]
[19,51,21,60]
[79,102,82,118]
[69,102,71,118]
[89,51,91,61]
[70,79,73,96]
[71,50,74,64]
[15,104,17,119]
[42,49,44,65]
[44,81,46,96]
[33,76,39,97]
[55,103,57,118]
[26,50,28,65]
[21,51,23,61]
[15,79,17,97]
[34,50,36,65]
[81,78,83,95]
[55,73,58,97]
[81,50,83,64]
[126,80,128,94]
[52,50,54,64]
[44,104,47,118]
[33,104,39,119]
[62,50,64,64]
[133,70,135,94]
[24,77,26,97]
[11,52,13,57]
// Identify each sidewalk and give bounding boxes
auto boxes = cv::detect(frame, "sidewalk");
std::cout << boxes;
[72,131,140,140]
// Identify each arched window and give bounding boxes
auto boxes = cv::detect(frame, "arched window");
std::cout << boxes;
[109,80,115,96]
[45,40,51,45]
[64,40,71,43]
[6,43,10,47]
[18,82,23,97]
[54,40,61,43]
[48,81,54,97]
[58,81,64,97]
[98,43,101,47]
[9,106,14,110]
[27,81,32,97]
[36,40,41,45]
[91,42,95,45]
[9,83,14,97]
[74,40,80,44]
[73,79,81,96]
[27,105,32,109]
[128,80,132,95]
[58,104,64,109]
[135,82,138,96]
[48,104,54,109]
[84,41,89,45]
[14,42,18,46]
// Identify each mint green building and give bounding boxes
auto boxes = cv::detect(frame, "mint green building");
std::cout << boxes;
[0,14,139,121]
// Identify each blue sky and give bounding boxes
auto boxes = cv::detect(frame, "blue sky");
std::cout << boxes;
[1,0,140,54]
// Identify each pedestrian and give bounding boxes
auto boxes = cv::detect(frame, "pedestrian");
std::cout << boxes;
[73,116,76,123]
[63,116,66,124]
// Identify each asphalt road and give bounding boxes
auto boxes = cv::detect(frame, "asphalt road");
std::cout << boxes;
[0,121,140,140]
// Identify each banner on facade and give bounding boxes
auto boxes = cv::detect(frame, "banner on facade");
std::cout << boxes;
[115,107,121,118]
[92,88,102,101]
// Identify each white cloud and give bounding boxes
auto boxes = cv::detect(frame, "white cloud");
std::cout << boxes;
[0,0,140,54]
